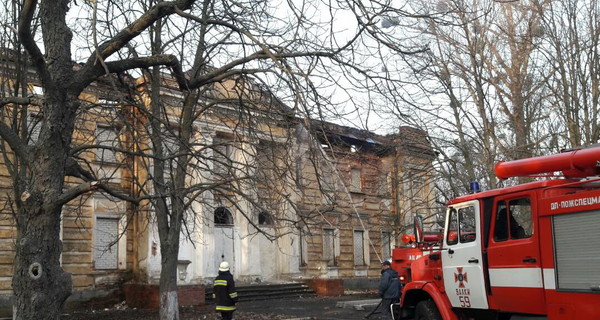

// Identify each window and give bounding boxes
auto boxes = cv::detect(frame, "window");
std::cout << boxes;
[27,113,42,143]
[161,134,178,169]
[214,207,233,225]
[213,136,234,176]
[403,170,428,204]
[459,206,476,243]
[412,175,424,199]
[379,172,393,196]
[494,202,509,241]
[323,228,337,266]
[494,198,532,242]
[354,230,366,266]
[31,85,43,95]
[256,141,275,183]
[447,208,459,245]
[95,125,119,163]
[320,166,336,191]
[93,217,119,269]
[299,228,308,267]
[350,168,362,192]
[382,231,392,261]
[509,198,532,239]
[258,211,274,226]
[447,206,476,245]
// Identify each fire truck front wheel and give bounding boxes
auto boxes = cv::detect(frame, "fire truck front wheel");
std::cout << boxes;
[414,300,442,320]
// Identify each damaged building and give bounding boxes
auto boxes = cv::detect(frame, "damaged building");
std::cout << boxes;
[0,51,436,313]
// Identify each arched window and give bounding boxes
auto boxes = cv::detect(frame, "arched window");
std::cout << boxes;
[258,211,274,226]
[214,207,233,225]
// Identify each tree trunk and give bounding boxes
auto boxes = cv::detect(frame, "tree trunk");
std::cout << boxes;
[12,94,77,319]
[159,245,180,320]
[12,210,72,320]
[12,151,73,319]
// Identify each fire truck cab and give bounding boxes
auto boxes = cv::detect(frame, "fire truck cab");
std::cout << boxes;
[396,147,600,320]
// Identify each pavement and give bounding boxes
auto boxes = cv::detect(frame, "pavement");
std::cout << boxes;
[237,293,382,320]
[335,299,381,311]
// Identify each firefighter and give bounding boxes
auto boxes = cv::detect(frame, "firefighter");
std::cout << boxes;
[379,260,401,320]
[213,261,238,320]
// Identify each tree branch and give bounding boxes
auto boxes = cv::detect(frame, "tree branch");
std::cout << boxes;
[103,55,189,89]
[18,0,50,84]
[186,50,334,89]
[65,158,97,181]
[0,96,43,108]
[71,0,196,92]
[97,184,148,205]
[53,181,100,209]
[0,121,29,162]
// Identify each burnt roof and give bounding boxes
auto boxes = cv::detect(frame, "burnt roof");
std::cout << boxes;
[309,120,435,159]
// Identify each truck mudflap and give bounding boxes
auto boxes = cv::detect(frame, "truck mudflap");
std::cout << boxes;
[401,281,458,320]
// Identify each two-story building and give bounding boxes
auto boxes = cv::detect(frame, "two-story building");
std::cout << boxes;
[0,52,436,313]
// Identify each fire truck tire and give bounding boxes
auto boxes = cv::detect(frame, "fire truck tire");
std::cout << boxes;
[414,300,442,320]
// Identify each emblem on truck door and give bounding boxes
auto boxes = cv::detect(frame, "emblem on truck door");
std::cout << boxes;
[455,267,468,288]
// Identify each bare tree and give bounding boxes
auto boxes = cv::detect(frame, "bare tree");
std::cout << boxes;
[375,0,553,198]
[0,0,436,319]
[535,0,600,149]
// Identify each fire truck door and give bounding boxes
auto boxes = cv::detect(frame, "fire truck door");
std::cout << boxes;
[487,195,545,315]
[442,201,489,309]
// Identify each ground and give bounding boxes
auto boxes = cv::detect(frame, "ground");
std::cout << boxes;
[62,293,380,320]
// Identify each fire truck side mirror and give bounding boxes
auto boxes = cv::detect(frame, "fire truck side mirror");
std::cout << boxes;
[414,215,424,243]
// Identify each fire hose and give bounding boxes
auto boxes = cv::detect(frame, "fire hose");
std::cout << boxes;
[364,299,382,319]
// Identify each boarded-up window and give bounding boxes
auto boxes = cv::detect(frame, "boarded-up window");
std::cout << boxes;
[299,228,308,267]
[323,228,336,266]
[320,167,336,191]
[256,140,279,183]
[379,172,392,196]
[354,230,366,266]
[350,168,361,192]
[213,137,234,176]
[382,232,392,261]
[94,217,119,269]
[27,114,42,143]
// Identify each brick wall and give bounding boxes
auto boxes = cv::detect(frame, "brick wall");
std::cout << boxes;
[305,279,344,296]
[124,283,205,309]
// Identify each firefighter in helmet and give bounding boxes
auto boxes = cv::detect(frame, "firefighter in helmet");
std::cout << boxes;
[213,261,238,320]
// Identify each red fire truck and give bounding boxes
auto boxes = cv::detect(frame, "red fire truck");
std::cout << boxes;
[392,146,600,320]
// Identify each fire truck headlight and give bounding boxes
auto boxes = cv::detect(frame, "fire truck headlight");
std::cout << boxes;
[399,275,405,281]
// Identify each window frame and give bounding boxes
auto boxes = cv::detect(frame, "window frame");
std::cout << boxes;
[446,205,477,245]
[93,216,120,270]
[214,207,234,226]
[95,124,120,164]
[322,228,339,267]
[353,229,367,266]
[493,197,533,242]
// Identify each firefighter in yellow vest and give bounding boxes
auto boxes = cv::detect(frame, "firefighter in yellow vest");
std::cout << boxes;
[213,261,238,320]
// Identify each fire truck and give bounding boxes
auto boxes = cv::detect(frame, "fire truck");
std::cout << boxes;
[391,146,600,320]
